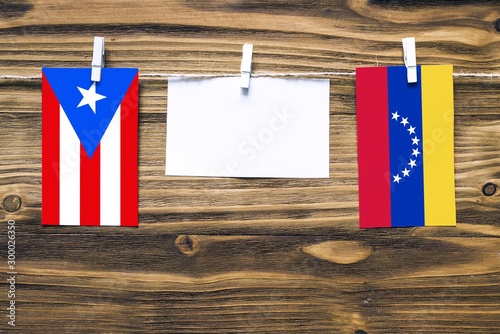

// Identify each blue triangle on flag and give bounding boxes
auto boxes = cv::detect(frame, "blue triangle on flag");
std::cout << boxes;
[42,68,138,158]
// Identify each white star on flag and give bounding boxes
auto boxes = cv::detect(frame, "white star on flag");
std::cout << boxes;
[393,174,402,183]
[412,136,420,145]
[408,159,417,168]
[391,111,400,120]
[401,117,409,126]
[412,148,420,157]
[402,168,410,177]
[407,126,416,135]
[77,82,107,114]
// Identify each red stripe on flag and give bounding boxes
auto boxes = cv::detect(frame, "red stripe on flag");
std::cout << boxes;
[356,67,392,228]
[42,74,60,225]
[120,73,139,226]
[80,144,101,226]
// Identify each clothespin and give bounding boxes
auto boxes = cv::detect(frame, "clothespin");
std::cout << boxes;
[402,37,417,83]
[240,44,253,89]
[91,37,105,82]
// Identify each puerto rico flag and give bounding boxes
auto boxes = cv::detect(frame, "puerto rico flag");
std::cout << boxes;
[42,68,139,226]
[356,65,456,228]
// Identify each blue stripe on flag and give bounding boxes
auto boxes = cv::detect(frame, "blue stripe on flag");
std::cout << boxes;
[388,66,425,227]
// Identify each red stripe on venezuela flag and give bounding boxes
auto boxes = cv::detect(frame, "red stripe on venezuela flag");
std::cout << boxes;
[356,67,391,228]
[41,74,60,226]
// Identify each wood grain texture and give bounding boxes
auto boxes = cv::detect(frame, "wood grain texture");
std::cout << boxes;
[1,0,499,333]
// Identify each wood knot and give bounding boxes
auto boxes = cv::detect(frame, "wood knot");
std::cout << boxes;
[174,235,200,256]
[302,241,372,264]
[482,182,497,196]
[494,19,500,32]
[355,330,368,334]
[2,195,22,213]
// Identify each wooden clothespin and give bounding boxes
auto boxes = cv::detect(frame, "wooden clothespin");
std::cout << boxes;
[240,44,253,89]
[91,37,105,82]
[402,37,417,83]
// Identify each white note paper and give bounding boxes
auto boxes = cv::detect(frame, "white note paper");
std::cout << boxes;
[166,77,330,178]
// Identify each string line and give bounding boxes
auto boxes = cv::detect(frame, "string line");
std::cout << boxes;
[0,71,499,80]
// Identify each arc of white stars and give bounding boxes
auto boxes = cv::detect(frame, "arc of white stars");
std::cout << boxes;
[391,111,424,185]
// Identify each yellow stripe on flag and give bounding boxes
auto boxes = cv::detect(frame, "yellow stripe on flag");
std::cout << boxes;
[421,65,456,226]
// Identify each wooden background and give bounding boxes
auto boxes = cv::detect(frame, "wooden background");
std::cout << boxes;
[1,0,499,333]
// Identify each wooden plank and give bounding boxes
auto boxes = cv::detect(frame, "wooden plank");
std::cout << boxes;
[0,1,498,76]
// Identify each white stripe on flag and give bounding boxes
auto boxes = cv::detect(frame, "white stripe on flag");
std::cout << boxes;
[100,106,121,226]
[59,106,80,226]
